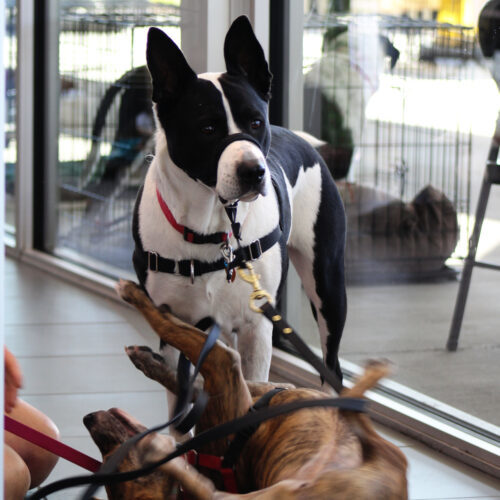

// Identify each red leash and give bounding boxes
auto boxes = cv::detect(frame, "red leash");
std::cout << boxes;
[4,415,102,473]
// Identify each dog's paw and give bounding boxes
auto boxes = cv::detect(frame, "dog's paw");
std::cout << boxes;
[126,345,165,371]
[125,345,179,392]
[364,359,393,379]
[115,279,144,305]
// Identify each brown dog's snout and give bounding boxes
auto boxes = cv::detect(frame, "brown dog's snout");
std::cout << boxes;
[238,160,266,189]
[83,412,96,430]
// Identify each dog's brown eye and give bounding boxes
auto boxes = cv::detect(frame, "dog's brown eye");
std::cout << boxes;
[201,125,215,135]
[250,119,262,130]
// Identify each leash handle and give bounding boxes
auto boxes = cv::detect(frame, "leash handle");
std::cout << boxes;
[174,322,221,434]
[4,415,102,473]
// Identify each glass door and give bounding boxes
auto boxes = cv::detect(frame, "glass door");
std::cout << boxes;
[4,0,16,243]
[41,0,182,275]
[296,0,499,434]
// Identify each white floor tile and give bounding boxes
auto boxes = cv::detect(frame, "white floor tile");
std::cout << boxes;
[23,391,168,438]
[17,354,166,395]
[405,443,500,499]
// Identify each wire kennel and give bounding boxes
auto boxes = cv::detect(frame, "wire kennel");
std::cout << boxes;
[56,5,177,272]
[303,14,475,283]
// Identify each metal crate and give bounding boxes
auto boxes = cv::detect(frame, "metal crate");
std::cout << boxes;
[303,14,475,282]
[55,6,178,272]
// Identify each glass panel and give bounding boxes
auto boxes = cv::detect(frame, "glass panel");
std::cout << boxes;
[4,0,16,241]
[53,1,181,274]
[301,1,499,429]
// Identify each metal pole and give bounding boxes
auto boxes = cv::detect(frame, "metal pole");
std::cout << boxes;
[446,110,500,351]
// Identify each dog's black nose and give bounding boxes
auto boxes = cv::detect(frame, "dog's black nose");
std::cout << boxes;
[238,160,266,187]
[83,412,96,429]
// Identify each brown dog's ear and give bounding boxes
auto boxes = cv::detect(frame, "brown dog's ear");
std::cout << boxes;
[146,27,197,103]
[224,16,272,101]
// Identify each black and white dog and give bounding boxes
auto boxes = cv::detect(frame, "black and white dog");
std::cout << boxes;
[132,16,347,385]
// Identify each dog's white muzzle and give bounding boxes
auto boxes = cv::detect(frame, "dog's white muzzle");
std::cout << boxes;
[216,140,269,202]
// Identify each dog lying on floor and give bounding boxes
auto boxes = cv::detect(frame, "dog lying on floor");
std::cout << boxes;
[84,280,408,499]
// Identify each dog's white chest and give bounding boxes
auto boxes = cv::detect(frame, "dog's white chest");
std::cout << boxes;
[144,245,282,332]
[138,165,283,334]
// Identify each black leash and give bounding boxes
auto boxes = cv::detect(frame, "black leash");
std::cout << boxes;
[76,322,220,500]
[260,302,343,393]
[173,323,221,434]
[222,387,286,468]
[28,397,366,499]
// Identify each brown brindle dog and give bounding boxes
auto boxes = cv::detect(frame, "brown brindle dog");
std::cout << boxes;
[84,280,408,499]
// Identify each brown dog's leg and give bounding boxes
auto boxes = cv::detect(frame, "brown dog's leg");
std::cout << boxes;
[125,345,204,400]
[117,280,253,453]
[117,280,249,398]
[340,360,391,399]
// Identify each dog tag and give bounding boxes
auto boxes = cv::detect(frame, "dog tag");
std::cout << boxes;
[221,241,236,283]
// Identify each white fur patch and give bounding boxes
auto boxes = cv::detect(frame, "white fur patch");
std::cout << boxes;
[287,163,334,359]
[199,72,240,134]
[288,163,323,262]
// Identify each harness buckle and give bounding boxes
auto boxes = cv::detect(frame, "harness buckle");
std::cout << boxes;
[220,241,234,263]
[190,260,195,284]
[148,251,159,273]
[248,239,262,261]
[220,240,236,283]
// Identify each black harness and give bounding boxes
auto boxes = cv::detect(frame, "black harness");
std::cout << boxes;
[145,225,281,280]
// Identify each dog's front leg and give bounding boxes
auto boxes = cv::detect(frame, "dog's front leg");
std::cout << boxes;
[125,345,203,399]
[237,317,273,381]
[117,281,253,436]
[117,280,239,390]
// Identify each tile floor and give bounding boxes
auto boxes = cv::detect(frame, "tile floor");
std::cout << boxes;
[4,257,500,499]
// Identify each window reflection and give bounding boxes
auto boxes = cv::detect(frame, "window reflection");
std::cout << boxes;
[301,1,499,427]
[55,1,180,272]
[4,0,17,239]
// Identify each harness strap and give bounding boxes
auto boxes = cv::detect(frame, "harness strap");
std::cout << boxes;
[4,415,102,472]
[222,388,286,468]
[145,225,281,278]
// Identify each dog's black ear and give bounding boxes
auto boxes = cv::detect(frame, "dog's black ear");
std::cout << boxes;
[224,16,272,101]
[146,27,196,103]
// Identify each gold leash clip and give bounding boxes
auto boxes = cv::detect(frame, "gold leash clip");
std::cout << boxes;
[237,262,273,313]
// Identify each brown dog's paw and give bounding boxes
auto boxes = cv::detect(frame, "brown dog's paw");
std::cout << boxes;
[115,279,145,305]
[125,345,166,374]
[125,345,180,394]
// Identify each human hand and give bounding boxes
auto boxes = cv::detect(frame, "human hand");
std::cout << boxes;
[5,346,23,413]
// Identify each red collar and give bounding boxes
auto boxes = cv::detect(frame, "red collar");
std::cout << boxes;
[184,450,238,494]
[156,187,231,244]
